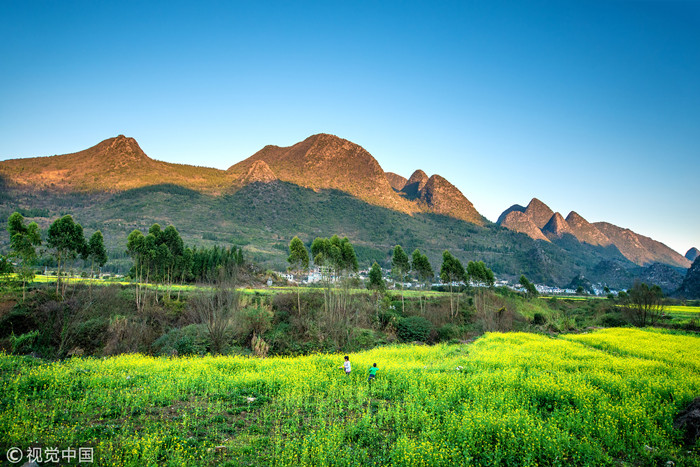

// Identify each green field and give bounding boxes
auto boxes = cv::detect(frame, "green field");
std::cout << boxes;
[1,328,698,466]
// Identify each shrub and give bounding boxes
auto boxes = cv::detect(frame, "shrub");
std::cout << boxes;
[10,330,39,354]
[437,323,460,341]
[240,301,274,340]
[348,328,380,351]
[397,316,432,342]
[72,318,109,354]
[532,312,547,326]
[599,313,627,327]
[152,324,210,356]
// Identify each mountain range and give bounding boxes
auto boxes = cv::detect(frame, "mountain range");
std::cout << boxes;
[497,198,690,269]
[0,133,694,291]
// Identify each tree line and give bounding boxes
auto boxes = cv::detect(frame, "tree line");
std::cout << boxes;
[5,212,107,299]
[3,213,246,303]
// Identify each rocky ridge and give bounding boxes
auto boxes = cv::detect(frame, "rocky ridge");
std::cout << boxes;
[497,198,690,268]
[565,211,612,247]
[542,212,575,239]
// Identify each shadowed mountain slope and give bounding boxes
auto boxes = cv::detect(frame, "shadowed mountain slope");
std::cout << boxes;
[542,212,575,239]
[524,198,555,229]
[678,257,700,299]
[401,169,429,199]
[499,210,550,242]
[385,172,408,192]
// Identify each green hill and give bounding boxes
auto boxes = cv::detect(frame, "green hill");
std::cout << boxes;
[1,181,640,288]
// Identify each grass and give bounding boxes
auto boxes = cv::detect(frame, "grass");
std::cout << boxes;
[1,328,698,466]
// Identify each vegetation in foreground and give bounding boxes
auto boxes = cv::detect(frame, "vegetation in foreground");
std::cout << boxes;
[1,328,699,466]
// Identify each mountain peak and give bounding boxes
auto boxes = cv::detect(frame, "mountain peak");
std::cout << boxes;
[497,204,526,225]
[0,135,231,193]
[565,211,585,225]
[418,174,483,225]
[228,134,418,215]
[678,257,700,298]
[499,210,550,242]
[240,160,277,185]
[542,212,575,238]
[402,169,429,198]
[524,198,555,229]
[686,247,700,262]
[104,135,149,162]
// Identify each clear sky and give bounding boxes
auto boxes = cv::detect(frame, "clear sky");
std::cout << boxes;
[1,1,698,256]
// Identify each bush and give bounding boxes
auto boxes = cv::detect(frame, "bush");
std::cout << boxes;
[10,330,39,354]
[0,309,38,338]
[348,328,381,351]
[437,323,460,341]
[532,312,547,326]
[72,318,109,354]
[599,313,627,327]
[240,301,274,340]
[152,324,210,356]
[397,316,432,342]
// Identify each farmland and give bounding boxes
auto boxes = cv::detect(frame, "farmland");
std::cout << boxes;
[1,328,699,466]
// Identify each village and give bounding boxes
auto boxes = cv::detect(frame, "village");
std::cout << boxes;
[277,266,617,297]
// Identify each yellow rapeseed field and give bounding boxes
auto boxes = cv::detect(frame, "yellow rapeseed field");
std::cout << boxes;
[1,328,698,466]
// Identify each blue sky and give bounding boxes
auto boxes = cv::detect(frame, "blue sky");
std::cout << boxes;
[1,1,698,255]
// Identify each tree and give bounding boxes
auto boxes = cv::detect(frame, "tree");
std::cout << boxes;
[411,249,434,286]
[287,236,309,314]
[126,229,146,309]
[7,212,42,300]
[411,249,434,313]
[367,262,385,293]
[86,231,108,277]
[85,231,108,296]
[175,246,194,299]
[288,236,309,275]
[466,261,495,287]
[519,275,538,298]
[622,282,664,327]
[391,245,410,313]
[160,225,184,297]
[127,224,188,304]
[47,215,87,298]
[310,235,358,315]
[440,250,466,318]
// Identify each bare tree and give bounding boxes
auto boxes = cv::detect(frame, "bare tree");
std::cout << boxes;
[188,265,241,354]
[622,282,664,327]
[474,289,515,332]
